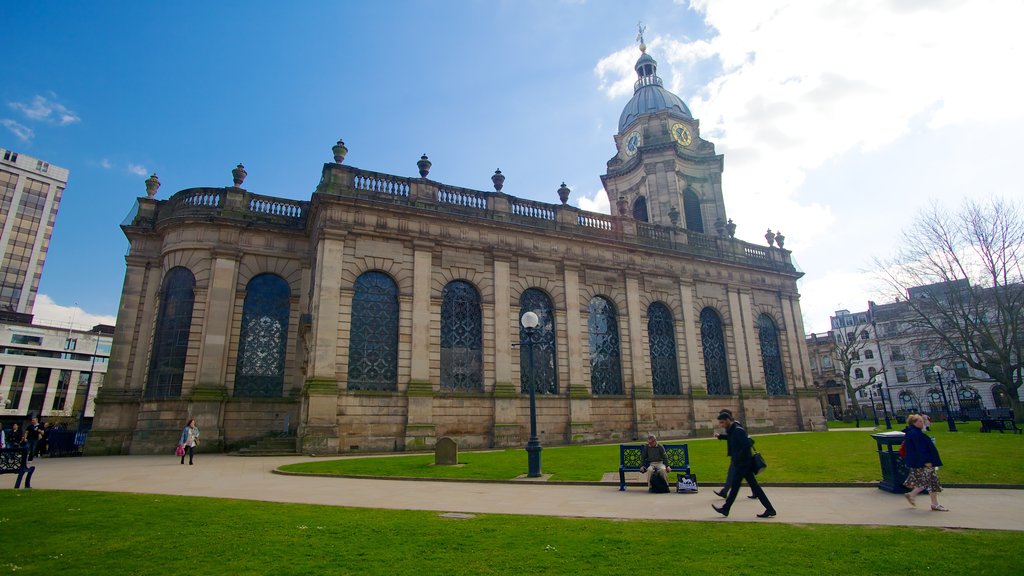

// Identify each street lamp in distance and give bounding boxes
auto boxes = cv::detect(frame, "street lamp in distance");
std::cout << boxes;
[932,365,958,433]
[520,311,544,477]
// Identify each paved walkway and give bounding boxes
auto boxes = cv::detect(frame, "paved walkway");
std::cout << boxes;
[22,454,1024,531]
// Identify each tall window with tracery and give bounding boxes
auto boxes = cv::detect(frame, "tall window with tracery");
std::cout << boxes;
[700,307,731,395]
[347,271,399,391]
[441,280,482,391]
[588,296,623,395]
[519,289,558,394]
[757,314,787,395]
[234,274,290,397]
[146,267,195,399]
[648,302,680,395]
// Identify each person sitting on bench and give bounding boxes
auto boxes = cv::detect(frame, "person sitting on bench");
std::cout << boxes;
[639,434,671,487]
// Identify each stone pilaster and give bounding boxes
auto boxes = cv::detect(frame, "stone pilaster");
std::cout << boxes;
[563,264,593,442]
[491,256,519,447]
[405,242,436,449]
[625,273,654,435]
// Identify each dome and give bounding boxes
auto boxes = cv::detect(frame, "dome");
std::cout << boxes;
[617,49,692,133]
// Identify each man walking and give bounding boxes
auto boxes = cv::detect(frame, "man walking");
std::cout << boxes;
[714,409,756,500]
[25,417,43,460]
[712,411,776,518]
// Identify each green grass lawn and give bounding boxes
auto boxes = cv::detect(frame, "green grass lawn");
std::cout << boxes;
[2,491,1020,576]
[280,428,1024,485]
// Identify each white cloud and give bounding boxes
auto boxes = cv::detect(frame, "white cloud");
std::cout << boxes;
[31,294,116,331]
[576,187,611,214]
[100,159,112,169]
[127,163,148,176]
[8,94,80,125]
[1,119,34,141]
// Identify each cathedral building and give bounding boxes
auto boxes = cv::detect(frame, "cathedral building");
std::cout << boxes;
[87,42,823,455]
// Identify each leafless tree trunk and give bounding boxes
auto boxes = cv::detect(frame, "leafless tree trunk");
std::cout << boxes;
[875,197,1024,419]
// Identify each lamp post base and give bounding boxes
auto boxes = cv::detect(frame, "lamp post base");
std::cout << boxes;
[526,440,543,477]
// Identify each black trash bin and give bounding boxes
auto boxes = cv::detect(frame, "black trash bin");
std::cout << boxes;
[872,431,909,493]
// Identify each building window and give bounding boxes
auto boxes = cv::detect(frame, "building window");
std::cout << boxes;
[440,280,483,391]
[821,356,833,369]
[890,345,905,361]
[234,274,291,398]
[953,361,969,379]
[29,367,50,414]
[924,365,937,383]
[899,390,917,411]
[519,289,558,395]
[683,189,703,233]
[72,372,92,416]
[2,150,17,162]
[868,367,877,379]
[926,387,943,412]
[588,296,623,395]
[864,349,874,359]
[757,314,787,396]
[347,271,399,391]
[632,196,649,222]
[854,368,864,379]
[957,386,982,410]
[11,334,42,346]
[895,366,908,383]
[51,369,71,411]
[4,366,27,409]
[852,350,860,360]
[700,307,731,395]
[35,160,49,173]
[145,267,196,399]
[64,338,77,351]
[647,302,680,395]
[860,330,869,340]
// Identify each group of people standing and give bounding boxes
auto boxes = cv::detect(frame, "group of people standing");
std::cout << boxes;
[2,417,55,460]
[639,409,948,518]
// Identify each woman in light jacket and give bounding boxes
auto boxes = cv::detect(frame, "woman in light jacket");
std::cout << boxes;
[902,413,947,511]
[179,418,200,465]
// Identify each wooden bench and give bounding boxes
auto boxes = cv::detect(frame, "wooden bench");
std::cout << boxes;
[980,417,1021,434]
[618,443,690,491]
[0,447,36,489]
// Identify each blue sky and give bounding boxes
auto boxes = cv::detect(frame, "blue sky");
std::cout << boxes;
[3,0,1022,334]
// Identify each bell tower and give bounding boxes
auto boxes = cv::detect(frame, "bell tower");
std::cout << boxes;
[600,31,728,235]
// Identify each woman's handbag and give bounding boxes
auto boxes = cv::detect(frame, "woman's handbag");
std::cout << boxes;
[752,450,767,475]
[175,445,185,457]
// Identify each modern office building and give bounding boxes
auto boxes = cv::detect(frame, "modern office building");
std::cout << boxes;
[88,41,822,456]
[0,147,69,314]
[0,311,112,426]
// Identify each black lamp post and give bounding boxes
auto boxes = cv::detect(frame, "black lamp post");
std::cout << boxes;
[933,365,958,432]
[868,387,880,426]
[520,311,544,477]
[876,383,891,428]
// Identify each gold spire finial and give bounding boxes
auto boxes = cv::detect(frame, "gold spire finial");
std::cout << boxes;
[637,22,647,52]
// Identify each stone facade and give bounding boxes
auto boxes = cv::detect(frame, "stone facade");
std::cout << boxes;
[86,45,824,456]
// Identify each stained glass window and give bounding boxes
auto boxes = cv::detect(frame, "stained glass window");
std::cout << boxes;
[441,280,482,391]
[647,302,680,395]
[234,274,290,397]
[757,314,787,396]
[146,267,195,398]
[347,271,399,391]
[589,296,623,395]
[684,189,703,233]
[700,307,730,395]
[519,289,558,394]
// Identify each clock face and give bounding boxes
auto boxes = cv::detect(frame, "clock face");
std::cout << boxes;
[671,123,692,146]
[625,130,642,156]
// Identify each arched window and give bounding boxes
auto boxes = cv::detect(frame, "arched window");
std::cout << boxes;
[854,368,864,379]
[632,196,649,222]
[898,390,917,412]
[757,314,787,396]
[957,385,982,410]
[519,289,558,394]
[347,271,399,391]
[234,274,290,397]
[868,367,877,379]
[700,307,730,395]
[926,387,944,412]
[683,189,703,233]
[588,296,622,395]
[146,267,195,399]
[441,280,482,391]
[648,302,680,395]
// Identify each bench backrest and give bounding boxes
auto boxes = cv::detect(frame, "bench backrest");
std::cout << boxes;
[619,443,689,470]
[0,447,29,472]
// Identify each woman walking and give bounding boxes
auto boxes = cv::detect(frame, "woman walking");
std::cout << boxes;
[179,418,200,465]
[902,413,948,511]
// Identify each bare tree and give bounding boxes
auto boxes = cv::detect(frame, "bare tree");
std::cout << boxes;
[831,326,884,417]
[876,197,1024,418]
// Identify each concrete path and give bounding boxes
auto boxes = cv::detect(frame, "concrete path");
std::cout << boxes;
[22,454,1024,532]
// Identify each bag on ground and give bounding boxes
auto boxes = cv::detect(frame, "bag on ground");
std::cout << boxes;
[676,472,698,493]
[648,471,670,493]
